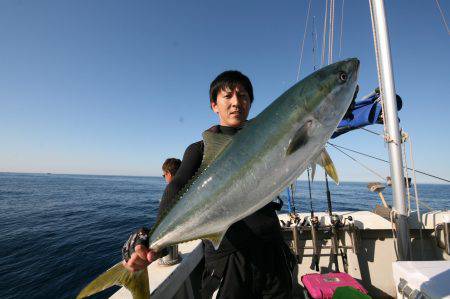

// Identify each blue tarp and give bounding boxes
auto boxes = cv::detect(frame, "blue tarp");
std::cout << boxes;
[331,89,402,139]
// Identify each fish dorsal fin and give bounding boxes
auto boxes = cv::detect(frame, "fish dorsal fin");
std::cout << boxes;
[148,131,233,237]
[309,148,339,184]
[203,229,228,250]
[286,120,312,155]
[201,131,233,169]
[77,262,149,299]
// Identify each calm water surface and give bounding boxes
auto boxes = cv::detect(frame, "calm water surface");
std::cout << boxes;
[0,173,448,299]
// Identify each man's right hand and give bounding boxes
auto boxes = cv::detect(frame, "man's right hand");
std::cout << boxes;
[122,245,155,272]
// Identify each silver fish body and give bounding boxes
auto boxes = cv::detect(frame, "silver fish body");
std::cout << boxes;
[150,58,359,250]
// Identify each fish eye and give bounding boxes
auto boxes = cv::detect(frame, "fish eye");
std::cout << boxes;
[339,72,348,82]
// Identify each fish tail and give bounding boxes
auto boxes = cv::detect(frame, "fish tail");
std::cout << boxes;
[77,262,150,299]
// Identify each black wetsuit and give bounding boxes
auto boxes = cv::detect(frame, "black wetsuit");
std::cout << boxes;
[157,125,293,299]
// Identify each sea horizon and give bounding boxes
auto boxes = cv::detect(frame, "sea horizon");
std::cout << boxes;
[1,171,448,185]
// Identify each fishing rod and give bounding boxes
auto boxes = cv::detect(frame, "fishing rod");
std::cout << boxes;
[307,168,320,271]
[286,184,301,261]
[307,168,314,219]
[286,188,293,215]
[325,173,340,272]
[290,183,296,213]
[285,185,299,223]
[325,173,349,272]
[290,183,301,224]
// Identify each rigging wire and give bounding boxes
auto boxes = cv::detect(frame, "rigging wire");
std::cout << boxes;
[328,0,335,64]
[361,127,383,137]
[312,16,318,70]
[329,143,386,180]
[368,0,389,138]
[296,0,313,81]
[328,142,450,184]
[434,0,450,35]
[321,0,329,66]
[338,0,345,57]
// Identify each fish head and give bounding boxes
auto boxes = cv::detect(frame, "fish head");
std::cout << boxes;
[309,58,359,130]
[282,58,359,158]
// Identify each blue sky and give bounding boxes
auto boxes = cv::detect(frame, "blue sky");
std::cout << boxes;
[1,0,449,183]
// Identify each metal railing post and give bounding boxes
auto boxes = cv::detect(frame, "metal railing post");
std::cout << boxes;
[369,0,411,260]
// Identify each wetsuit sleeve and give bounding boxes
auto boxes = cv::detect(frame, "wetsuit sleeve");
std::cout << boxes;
[156,141,203,222]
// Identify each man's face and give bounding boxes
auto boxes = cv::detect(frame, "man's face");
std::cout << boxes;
[163,171,173,184]
[211,85,251,127]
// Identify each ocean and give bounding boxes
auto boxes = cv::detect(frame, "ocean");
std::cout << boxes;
[0,172,448,299]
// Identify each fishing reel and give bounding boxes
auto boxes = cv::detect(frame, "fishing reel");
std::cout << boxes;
[330,214,341,227]
[280,213,302,228]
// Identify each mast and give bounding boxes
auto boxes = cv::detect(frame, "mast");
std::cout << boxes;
[369,0,411,260]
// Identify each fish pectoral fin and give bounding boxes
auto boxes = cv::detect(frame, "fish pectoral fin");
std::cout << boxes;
[77,262,150,299]
[203,230,227,250]
[311,148,339,185]
[286,121,312,156]
[201,131,233,167]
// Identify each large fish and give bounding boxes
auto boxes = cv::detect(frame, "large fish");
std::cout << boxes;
[77,58,359,299]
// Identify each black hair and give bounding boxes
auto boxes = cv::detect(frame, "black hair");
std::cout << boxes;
[209,70,254,106]
[162,158,181,176]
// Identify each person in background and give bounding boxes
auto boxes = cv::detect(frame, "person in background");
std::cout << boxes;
[162,158,181,184]
[159,158,182,265]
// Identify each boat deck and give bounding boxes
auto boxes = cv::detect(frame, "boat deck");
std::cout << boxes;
[111,210,450,298]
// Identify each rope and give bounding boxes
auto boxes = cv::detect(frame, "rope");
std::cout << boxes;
[401,132,412,215]
[296,0,312,81]
[328,142,450,183]
[407,134,425,258]
[389,210,399,259]
[419,201,433,211]
[338,0,345,57]
[321,0,329,67]
[329,142,386,180]
[434,0,450,35]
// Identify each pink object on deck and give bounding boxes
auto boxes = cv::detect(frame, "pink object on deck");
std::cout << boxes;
[301,272,368,299]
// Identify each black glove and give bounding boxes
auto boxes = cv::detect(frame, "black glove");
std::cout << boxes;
[122,227,150,262]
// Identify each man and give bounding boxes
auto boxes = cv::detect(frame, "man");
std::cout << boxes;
[162,158,181,184]
[160,158,182,266]
[123,71,293,298]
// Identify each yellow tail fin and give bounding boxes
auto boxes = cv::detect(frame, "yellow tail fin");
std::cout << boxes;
[318,149,339,184]
[77,262,150,299]
[310,148,339,185]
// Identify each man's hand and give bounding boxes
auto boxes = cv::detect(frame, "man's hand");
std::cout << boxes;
[122,227,156,272]
[122,245,155,272]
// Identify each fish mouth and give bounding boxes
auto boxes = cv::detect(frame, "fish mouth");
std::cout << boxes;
[345,58,360,81]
